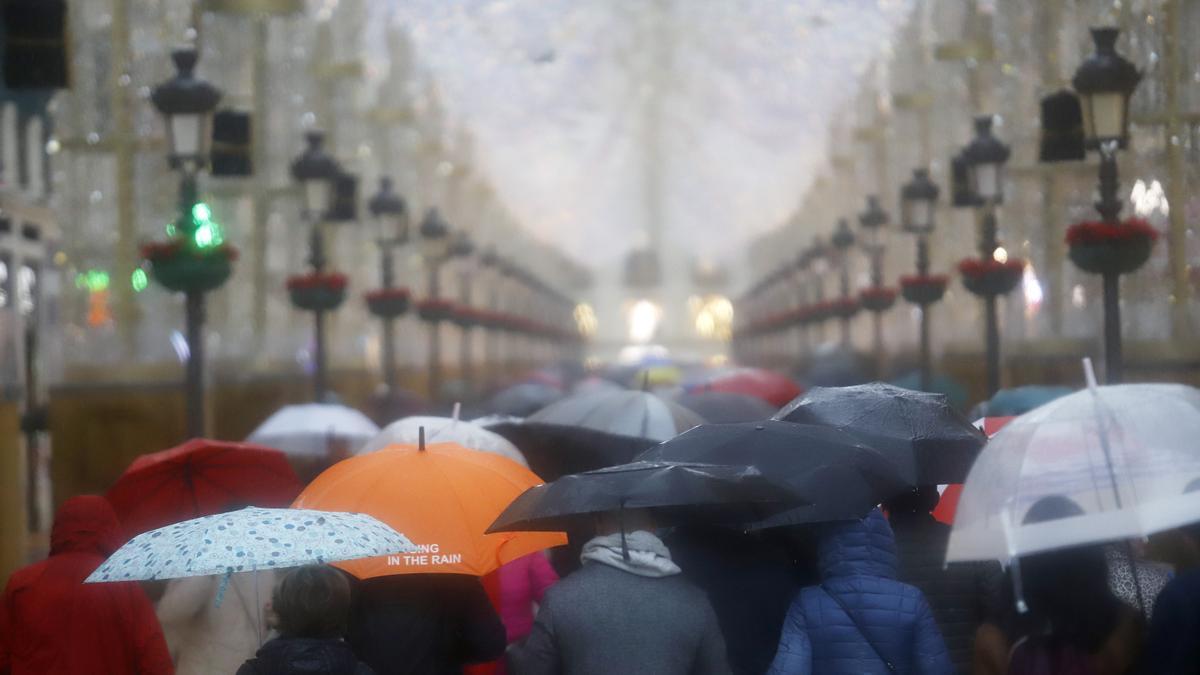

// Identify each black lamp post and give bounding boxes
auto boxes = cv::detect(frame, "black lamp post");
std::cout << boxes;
[449,231,476,393]
[366,177,409,396]
[857,195,893,378]
[959,115,1013,397]
[899,168,944,392]
[1071,27,1143,383]
[831,218,856,346]
[290,131,343,402]
[418,208,451,399]
[148,48,223,438]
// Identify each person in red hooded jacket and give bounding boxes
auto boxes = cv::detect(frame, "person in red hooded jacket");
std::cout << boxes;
[0,495,174,674]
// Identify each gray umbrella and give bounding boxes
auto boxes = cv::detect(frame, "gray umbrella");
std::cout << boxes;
[676,391,777,424]
[528,390,704,441]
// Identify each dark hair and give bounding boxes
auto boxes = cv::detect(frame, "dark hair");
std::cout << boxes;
[272,565,351,639]
[1018,496,1120,653]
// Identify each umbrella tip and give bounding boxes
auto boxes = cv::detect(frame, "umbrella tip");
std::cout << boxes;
[419,426,426,452]
[452,401,462,422]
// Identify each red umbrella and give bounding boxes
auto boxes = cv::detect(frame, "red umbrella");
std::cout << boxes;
[693,368,803,408]
[932,416,1014,525]
[106,439,302,538]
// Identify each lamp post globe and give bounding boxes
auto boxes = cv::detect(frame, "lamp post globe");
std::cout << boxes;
[290,131,341,220]
[961,115,1011,204]
[152,49,222,172]
[368,176,409,244]
[900,168,940,234]
[1072,27,1141,150]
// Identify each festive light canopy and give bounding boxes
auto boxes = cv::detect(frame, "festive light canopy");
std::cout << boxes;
[374,0,914,264]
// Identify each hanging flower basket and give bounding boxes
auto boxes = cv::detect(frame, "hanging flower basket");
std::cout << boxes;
[415,297,455,323]
[900,274,949,306]
[859,286,898,313]
[140,240,238,294]
[1066,218,1159,276]
[958,258,1026,297]
[286,272,347,312]
[449,303,479,328]
[828,297,860,320]
[364,287,411,319]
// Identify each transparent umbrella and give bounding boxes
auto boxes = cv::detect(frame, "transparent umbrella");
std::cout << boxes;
[947,382,1200,565]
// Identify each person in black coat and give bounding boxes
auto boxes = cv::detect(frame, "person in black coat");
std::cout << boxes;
[1144,515,1200,673]
[883,487,1003,673]
[238,565,375,675]
[346,573,505,675]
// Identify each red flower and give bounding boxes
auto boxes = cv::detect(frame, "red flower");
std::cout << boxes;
[286,272,348,291]
[957,258,1026,278]
[1066,218,1161,246]
[899,274,950,287]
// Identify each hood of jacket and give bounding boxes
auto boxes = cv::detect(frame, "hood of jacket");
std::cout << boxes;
[50,495,124,557]
[252,637,364,674]
[817,508,898,580]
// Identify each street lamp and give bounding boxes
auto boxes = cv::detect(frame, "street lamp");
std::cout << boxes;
[857,195,893,378]
[1070,27,1143,383]
[449,230,476,393]
[831,218,857,346]
[959,115,1014,398]
[366,177,409,396]
[417,208,451,399]
[147,48,224,438]
[289,131,343,402]
[899,168,944,392]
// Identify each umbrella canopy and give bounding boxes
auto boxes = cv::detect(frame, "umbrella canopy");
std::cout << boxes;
[87,507,415,582]
[528,390,704,441]
[488,383,563,418]
[571,376,624,396]
[486,421,659,481]
[488,461,802,533]
[294,442,565,577]
[638,420,909,529]
[986,385,1074,416]
[775,383,987,485]
[948,384,1200,563]
[689,367,802,408]
[247,403,380,457]
[676,391,776,424]
[359,416,527,467]
[107,439,302,538]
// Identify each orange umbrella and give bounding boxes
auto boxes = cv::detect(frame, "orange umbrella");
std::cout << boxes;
[294,442,565,578]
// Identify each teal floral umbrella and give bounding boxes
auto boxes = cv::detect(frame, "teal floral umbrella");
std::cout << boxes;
[87,507,416,583]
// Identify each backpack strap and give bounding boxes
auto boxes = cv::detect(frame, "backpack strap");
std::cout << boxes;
[821,584,897,673]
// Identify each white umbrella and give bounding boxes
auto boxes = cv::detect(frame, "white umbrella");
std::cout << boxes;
[948,382,1200,564]
[87,507,416,583]
[247,404,380,457]
[358,415,528,467]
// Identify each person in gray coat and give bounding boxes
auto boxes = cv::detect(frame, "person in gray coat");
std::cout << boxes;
[507,509,731,675]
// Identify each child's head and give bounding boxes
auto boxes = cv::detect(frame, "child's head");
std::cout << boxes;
[271,565,352,639]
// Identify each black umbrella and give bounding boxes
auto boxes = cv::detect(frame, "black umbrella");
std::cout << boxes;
[488,382,563,417]
[774,382,986,485]
[486,421,659,481]
[676,391,776,424]
[487,460,804,534]
[638,420,909,529]
[529,390,703,440]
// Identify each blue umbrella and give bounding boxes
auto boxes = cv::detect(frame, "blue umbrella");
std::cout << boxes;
[890,372,970,410]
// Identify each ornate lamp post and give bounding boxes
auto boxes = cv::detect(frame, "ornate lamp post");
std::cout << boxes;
[1068,27,1147,384]
[957,115,1017,397]
[365,177,410,396]
[857,195,895,378]
[898,169,946,391]
[141,48,227,438]
[416,208,451,399]
[289,131,345,402]
[830,218,858,346]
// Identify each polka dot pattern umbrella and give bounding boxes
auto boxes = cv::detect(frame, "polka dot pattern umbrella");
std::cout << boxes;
[86,507,416,583]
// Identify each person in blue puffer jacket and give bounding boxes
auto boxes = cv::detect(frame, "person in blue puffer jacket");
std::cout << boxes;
[768,509,954,675]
